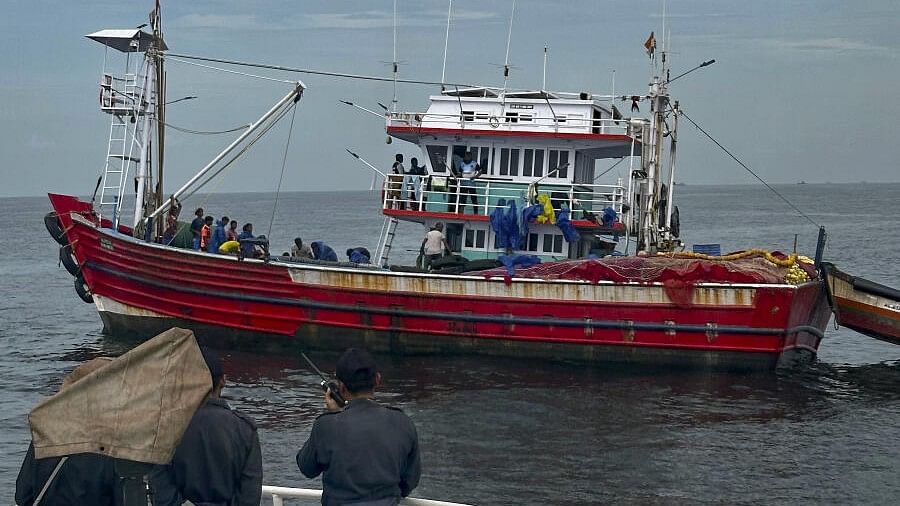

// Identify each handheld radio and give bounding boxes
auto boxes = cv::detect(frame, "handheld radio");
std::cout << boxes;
[301,352,347,407]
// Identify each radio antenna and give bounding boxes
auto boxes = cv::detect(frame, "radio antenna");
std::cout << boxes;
[391,0,399,112]
[501,0,517,98]
[440,0,453,88]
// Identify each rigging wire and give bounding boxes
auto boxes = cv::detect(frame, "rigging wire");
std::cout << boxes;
[165,52,475,88]
[162,121,251,135]
[165,55,297,84]
[680,110,820,228]
[594,157,626,182]
[267,103,299,238]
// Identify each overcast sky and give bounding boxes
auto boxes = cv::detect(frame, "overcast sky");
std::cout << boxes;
[1,0,898,198]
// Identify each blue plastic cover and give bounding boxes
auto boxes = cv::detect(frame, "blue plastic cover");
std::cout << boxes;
[498,254,542,277]
[504,200,520,250]
[556,209,580,243]
[490,198,509,249]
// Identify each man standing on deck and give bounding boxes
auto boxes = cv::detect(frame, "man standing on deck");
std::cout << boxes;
[190,207,204,250]
[421,222,451,270]
[297,348,421,506]
[149,347,262,506]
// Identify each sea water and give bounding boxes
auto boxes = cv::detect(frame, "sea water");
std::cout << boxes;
[1,184,898,505]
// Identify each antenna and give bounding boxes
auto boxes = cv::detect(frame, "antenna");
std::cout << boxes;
[541,45,548,90]
[391,0,398,112]
[441,0,453,88]
[501,0,517,96]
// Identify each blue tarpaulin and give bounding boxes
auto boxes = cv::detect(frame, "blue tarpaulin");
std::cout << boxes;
[504,200,520,250]
[490,198,509,249]
[601,207,617,226]
[498,254,542,277]
[556,209,580,243]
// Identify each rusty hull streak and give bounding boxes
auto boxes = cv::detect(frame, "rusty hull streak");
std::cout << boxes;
[289,268,758,307]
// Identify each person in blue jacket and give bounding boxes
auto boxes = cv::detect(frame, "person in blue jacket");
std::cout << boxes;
[311,241,338,262]
[208,216,229,254]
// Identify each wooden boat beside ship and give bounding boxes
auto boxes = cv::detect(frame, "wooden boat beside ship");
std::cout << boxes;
[823,263,900,345]
[43,4,900,371]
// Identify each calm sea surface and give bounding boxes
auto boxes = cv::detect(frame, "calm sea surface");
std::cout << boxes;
[1,184,899,505]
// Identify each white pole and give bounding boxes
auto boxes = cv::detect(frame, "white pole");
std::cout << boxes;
[441,0,453,86]
[501,0,517,98]
[149,83,304,220]
[133,58,155,228]
[392,0,398,112]
[541,45,548,90]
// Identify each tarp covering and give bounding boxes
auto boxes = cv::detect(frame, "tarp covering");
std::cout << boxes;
[555,209,580,243]
[29,328,212,464]
[478,253,803,285]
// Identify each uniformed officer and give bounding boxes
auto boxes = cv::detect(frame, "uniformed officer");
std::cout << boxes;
[15,358,120,506]
[150,347,262,506]
[297,348,421,506]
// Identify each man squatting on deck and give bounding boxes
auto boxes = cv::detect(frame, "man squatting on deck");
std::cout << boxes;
[297,348,422,506]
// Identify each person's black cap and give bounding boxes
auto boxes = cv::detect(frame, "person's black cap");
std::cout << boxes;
[200,346,224,387]
[336,348,377,393]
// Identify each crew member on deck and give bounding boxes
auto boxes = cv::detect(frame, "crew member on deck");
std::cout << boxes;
[297,348,421,506]
[190,207,204,250]
[457,151,480,214]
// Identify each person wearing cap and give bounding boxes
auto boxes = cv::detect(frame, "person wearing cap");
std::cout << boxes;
[149,347,262,506]
[15,358,119,506]
[297,348,421,506]
[292,237,314,260]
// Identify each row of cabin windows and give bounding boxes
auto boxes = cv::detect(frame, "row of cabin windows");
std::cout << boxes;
[426,144,570,179]
[464,229,565,254]
[460,110,584,125]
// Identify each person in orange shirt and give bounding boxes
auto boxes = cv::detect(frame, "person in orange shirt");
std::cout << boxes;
[200,215,214,251]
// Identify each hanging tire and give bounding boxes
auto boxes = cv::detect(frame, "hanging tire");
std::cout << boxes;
[670,206,680,238]
[59,245,80,276]
[74,274,93,304]
[44,212,68,245]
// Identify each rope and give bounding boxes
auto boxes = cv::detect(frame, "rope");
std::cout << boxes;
[267,103,299,238]
[593,157,626,182]
[165,56,297,84]
[680,110,820,228]
[163,120,251,135]
[165,52,476,88]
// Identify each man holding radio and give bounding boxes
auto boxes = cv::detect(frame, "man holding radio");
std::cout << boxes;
[297,348,421,506]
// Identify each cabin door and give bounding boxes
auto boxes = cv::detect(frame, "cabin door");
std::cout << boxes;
[445,223,463,253]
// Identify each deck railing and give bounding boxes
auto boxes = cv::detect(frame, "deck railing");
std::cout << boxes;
[388,111,645,137]
[262,485,473,506]
[382,175,625,220]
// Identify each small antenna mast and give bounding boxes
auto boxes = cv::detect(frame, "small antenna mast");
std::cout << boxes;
[441,0,453,88]
[501,0,517,97]
[541,45,548,90]
[391,0,398,112]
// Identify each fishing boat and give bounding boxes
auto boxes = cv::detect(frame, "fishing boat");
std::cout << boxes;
[823,263,900,345]
[45,4,835,370]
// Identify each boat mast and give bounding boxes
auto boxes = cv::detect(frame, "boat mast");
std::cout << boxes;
[152,2,167,238]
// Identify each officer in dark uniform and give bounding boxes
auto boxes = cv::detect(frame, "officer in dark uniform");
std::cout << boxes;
[15,358,120,506]
[150,348,262,506]
[297,348,421,506]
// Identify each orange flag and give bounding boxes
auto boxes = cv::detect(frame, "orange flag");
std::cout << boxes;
[644,31,656,58]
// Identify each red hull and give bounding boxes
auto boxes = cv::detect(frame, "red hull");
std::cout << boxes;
[49,194,831,369]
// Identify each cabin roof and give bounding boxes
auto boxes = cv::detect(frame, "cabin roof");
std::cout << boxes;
[86,29,167,52]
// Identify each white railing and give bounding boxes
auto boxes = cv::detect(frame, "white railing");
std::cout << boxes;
[388,111,645,137]
[262,485,473,506]
[382,175,625,220]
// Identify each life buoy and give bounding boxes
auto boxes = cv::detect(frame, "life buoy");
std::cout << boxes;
[44,212,67,245]
[74,274,93,304]
[489,116,500,128]
[670,206,680,238]
[59,245,80,277]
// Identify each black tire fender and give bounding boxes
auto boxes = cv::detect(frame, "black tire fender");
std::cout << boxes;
[74,274,93,304]
[59,245,80,277]
[44,212,67,245]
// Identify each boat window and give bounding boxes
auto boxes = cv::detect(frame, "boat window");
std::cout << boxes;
[548,149,570,179]
[464,229,486,249]
[461,110,475,122]
[471,146,491,172]
[496,148,520,177]
[542,234,564,253]
[505,112,519,123]
[426,145,448,173]
[523,148,545,178]
[527,233,539,251]
[519,114,533,122]
[465,229,475,248]
[476,230,486,248]
[475,112,489,122]
[451,145,467,174]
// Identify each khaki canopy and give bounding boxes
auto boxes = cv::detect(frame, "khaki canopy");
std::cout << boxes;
[29,327,212,465]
